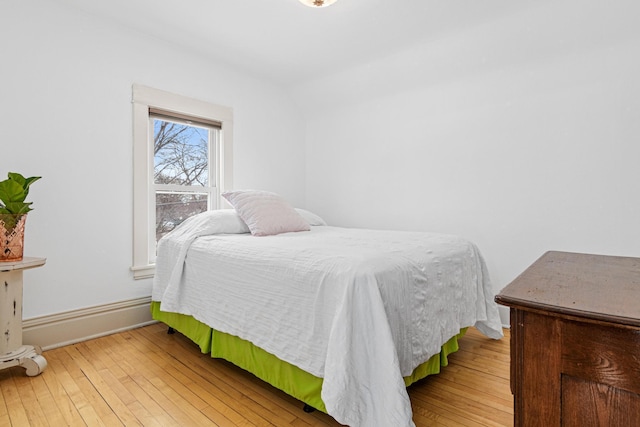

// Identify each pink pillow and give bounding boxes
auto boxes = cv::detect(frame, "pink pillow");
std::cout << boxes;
[222,190,311,236]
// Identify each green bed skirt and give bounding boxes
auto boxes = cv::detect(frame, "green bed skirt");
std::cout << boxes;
[151,301,465,413]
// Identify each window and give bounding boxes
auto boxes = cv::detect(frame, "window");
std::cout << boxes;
[131,85,233,279]
[151,111,217,242]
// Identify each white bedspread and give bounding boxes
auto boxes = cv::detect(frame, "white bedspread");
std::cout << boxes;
[153,213,503,427]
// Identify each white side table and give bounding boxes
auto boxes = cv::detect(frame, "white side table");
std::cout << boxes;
[0,257,47,376]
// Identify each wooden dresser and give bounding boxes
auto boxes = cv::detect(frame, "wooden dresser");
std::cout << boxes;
[495,251,640,426]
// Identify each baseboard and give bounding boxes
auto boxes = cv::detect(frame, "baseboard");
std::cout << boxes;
[22,296,156,351]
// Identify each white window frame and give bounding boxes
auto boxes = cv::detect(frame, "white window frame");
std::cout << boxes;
[131,84,233,279]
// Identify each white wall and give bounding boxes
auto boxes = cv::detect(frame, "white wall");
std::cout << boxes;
[294,0,640,324]
[0,1,306,318]
[3,0,638,328]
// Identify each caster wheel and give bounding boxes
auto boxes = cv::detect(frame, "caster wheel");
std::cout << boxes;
[23,354,47,376]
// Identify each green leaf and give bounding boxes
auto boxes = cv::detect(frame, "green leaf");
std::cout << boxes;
[0,172,40,215]
[7,172,41,198]
[0,179,26,204]
[4,201,32,214]
[7,172,25,185]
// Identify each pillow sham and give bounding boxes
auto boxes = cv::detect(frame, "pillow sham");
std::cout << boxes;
[222,190,311,236]
[295,208,327,226]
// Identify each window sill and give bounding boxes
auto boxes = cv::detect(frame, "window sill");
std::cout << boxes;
[131,264,155,280]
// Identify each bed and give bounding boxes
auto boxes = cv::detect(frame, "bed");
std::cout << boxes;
[151,191,504,427]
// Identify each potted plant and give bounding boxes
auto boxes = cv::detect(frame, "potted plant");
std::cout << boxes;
[0,172,41,261]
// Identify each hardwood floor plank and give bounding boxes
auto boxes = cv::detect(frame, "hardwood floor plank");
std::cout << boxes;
[139,328,321,426]
[423,375,512,413]
[38,352,87,427]
[124,401,164,427]
[111,349,217,426]
[115,331,243,426]
[0,369,31,426]
[90,334,181,426]
[12,372,52,427]
[134,334,278,426]
[57,347,125,426]
[0,325,513,426]
[0,373,10,427]
[63,345,142,426]
[121,377,181,427]
[44,353,110,427]
[27,371,69,426]
[430,357,510,395]
[412,383,511,426]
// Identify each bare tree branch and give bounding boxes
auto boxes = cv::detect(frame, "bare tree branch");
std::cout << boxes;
[153,119,211,240]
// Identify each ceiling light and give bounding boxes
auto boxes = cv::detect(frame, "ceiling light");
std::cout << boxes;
[299,0,338,8]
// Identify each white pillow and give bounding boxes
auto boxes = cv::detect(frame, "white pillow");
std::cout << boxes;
[295,208,327,226]
[222,190,311,236]
[165,209,249,239]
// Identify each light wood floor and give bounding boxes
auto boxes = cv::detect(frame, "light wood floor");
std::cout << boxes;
[0,324,512,426]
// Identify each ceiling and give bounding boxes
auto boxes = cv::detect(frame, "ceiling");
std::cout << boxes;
[56,0,530,88]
